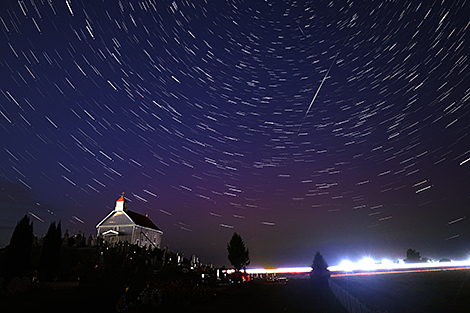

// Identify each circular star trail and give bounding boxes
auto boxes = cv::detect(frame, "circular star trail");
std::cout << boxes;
[1,0,469,267]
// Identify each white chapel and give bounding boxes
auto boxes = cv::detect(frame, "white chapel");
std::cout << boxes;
[96,194,163,248]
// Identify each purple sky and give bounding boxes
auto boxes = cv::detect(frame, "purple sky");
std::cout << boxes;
[1,0,470,268]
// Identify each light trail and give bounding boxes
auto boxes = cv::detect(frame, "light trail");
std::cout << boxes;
[329,259,470,273]
[331,266,470,277]
[233,260,470,276]
[226,267,311,275]
[298,52,339,133]
[304,52,339,117]
[298,16,356,133]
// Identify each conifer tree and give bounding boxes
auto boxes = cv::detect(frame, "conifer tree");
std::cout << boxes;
[227,232,250,272]
[310,251,330,283]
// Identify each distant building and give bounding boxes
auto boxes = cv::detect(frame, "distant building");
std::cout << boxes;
[96,194,163,248]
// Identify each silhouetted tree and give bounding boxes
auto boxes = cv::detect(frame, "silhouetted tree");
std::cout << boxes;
[67,236,76,247]
[227,232,250,272]
[40,221,62,281]
[405,248,422,263]
[310,251,330,284]
[2,215,34,280]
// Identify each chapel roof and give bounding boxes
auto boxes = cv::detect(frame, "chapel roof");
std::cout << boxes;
[96,194,162,233]
[126,210,162,232]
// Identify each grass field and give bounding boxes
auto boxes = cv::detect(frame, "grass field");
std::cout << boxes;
[332,269,470,312]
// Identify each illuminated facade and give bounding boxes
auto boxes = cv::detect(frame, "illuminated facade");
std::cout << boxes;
[96,195,163,248]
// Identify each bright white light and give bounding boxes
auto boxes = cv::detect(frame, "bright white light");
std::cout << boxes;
[329,258,470,274]
[227,260,470,276]
[381,259,393,269]
[338,260,355,272]
[357,257,376,271]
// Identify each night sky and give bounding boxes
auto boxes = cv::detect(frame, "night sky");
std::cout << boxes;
[1,0,470,268]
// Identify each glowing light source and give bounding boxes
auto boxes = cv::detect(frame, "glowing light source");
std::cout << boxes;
[358,257,376,270]
[226,260,470,277]
[338,260,355,272]
[329,258,470,274]
[381,259,393,269]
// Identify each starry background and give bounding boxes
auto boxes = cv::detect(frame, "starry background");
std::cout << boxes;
[1,0,469,268]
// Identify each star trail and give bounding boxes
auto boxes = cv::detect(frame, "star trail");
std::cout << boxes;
[1,0,470,267]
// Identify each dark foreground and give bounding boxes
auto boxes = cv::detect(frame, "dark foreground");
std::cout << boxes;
[1,278,347,313]
[201,279,347,313]
[332,268,470,312]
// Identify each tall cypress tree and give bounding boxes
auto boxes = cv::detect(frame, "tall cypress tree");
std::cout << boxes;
[40,221,62,281]
[2,215,34,280]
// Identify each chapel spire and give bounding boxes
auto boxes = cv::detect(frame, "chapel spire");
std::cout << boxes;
[115,192,128,212]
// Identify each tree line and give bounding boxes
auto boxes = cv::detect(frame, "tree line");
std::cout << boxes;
[0,216,63,283]
[0,215,210,289]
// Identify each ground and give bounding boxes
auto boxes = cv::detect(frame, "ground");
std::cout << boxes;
[1,278,346,313]
[4,270,470,312]
[332,268,470,312]
[193,279,347,313]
